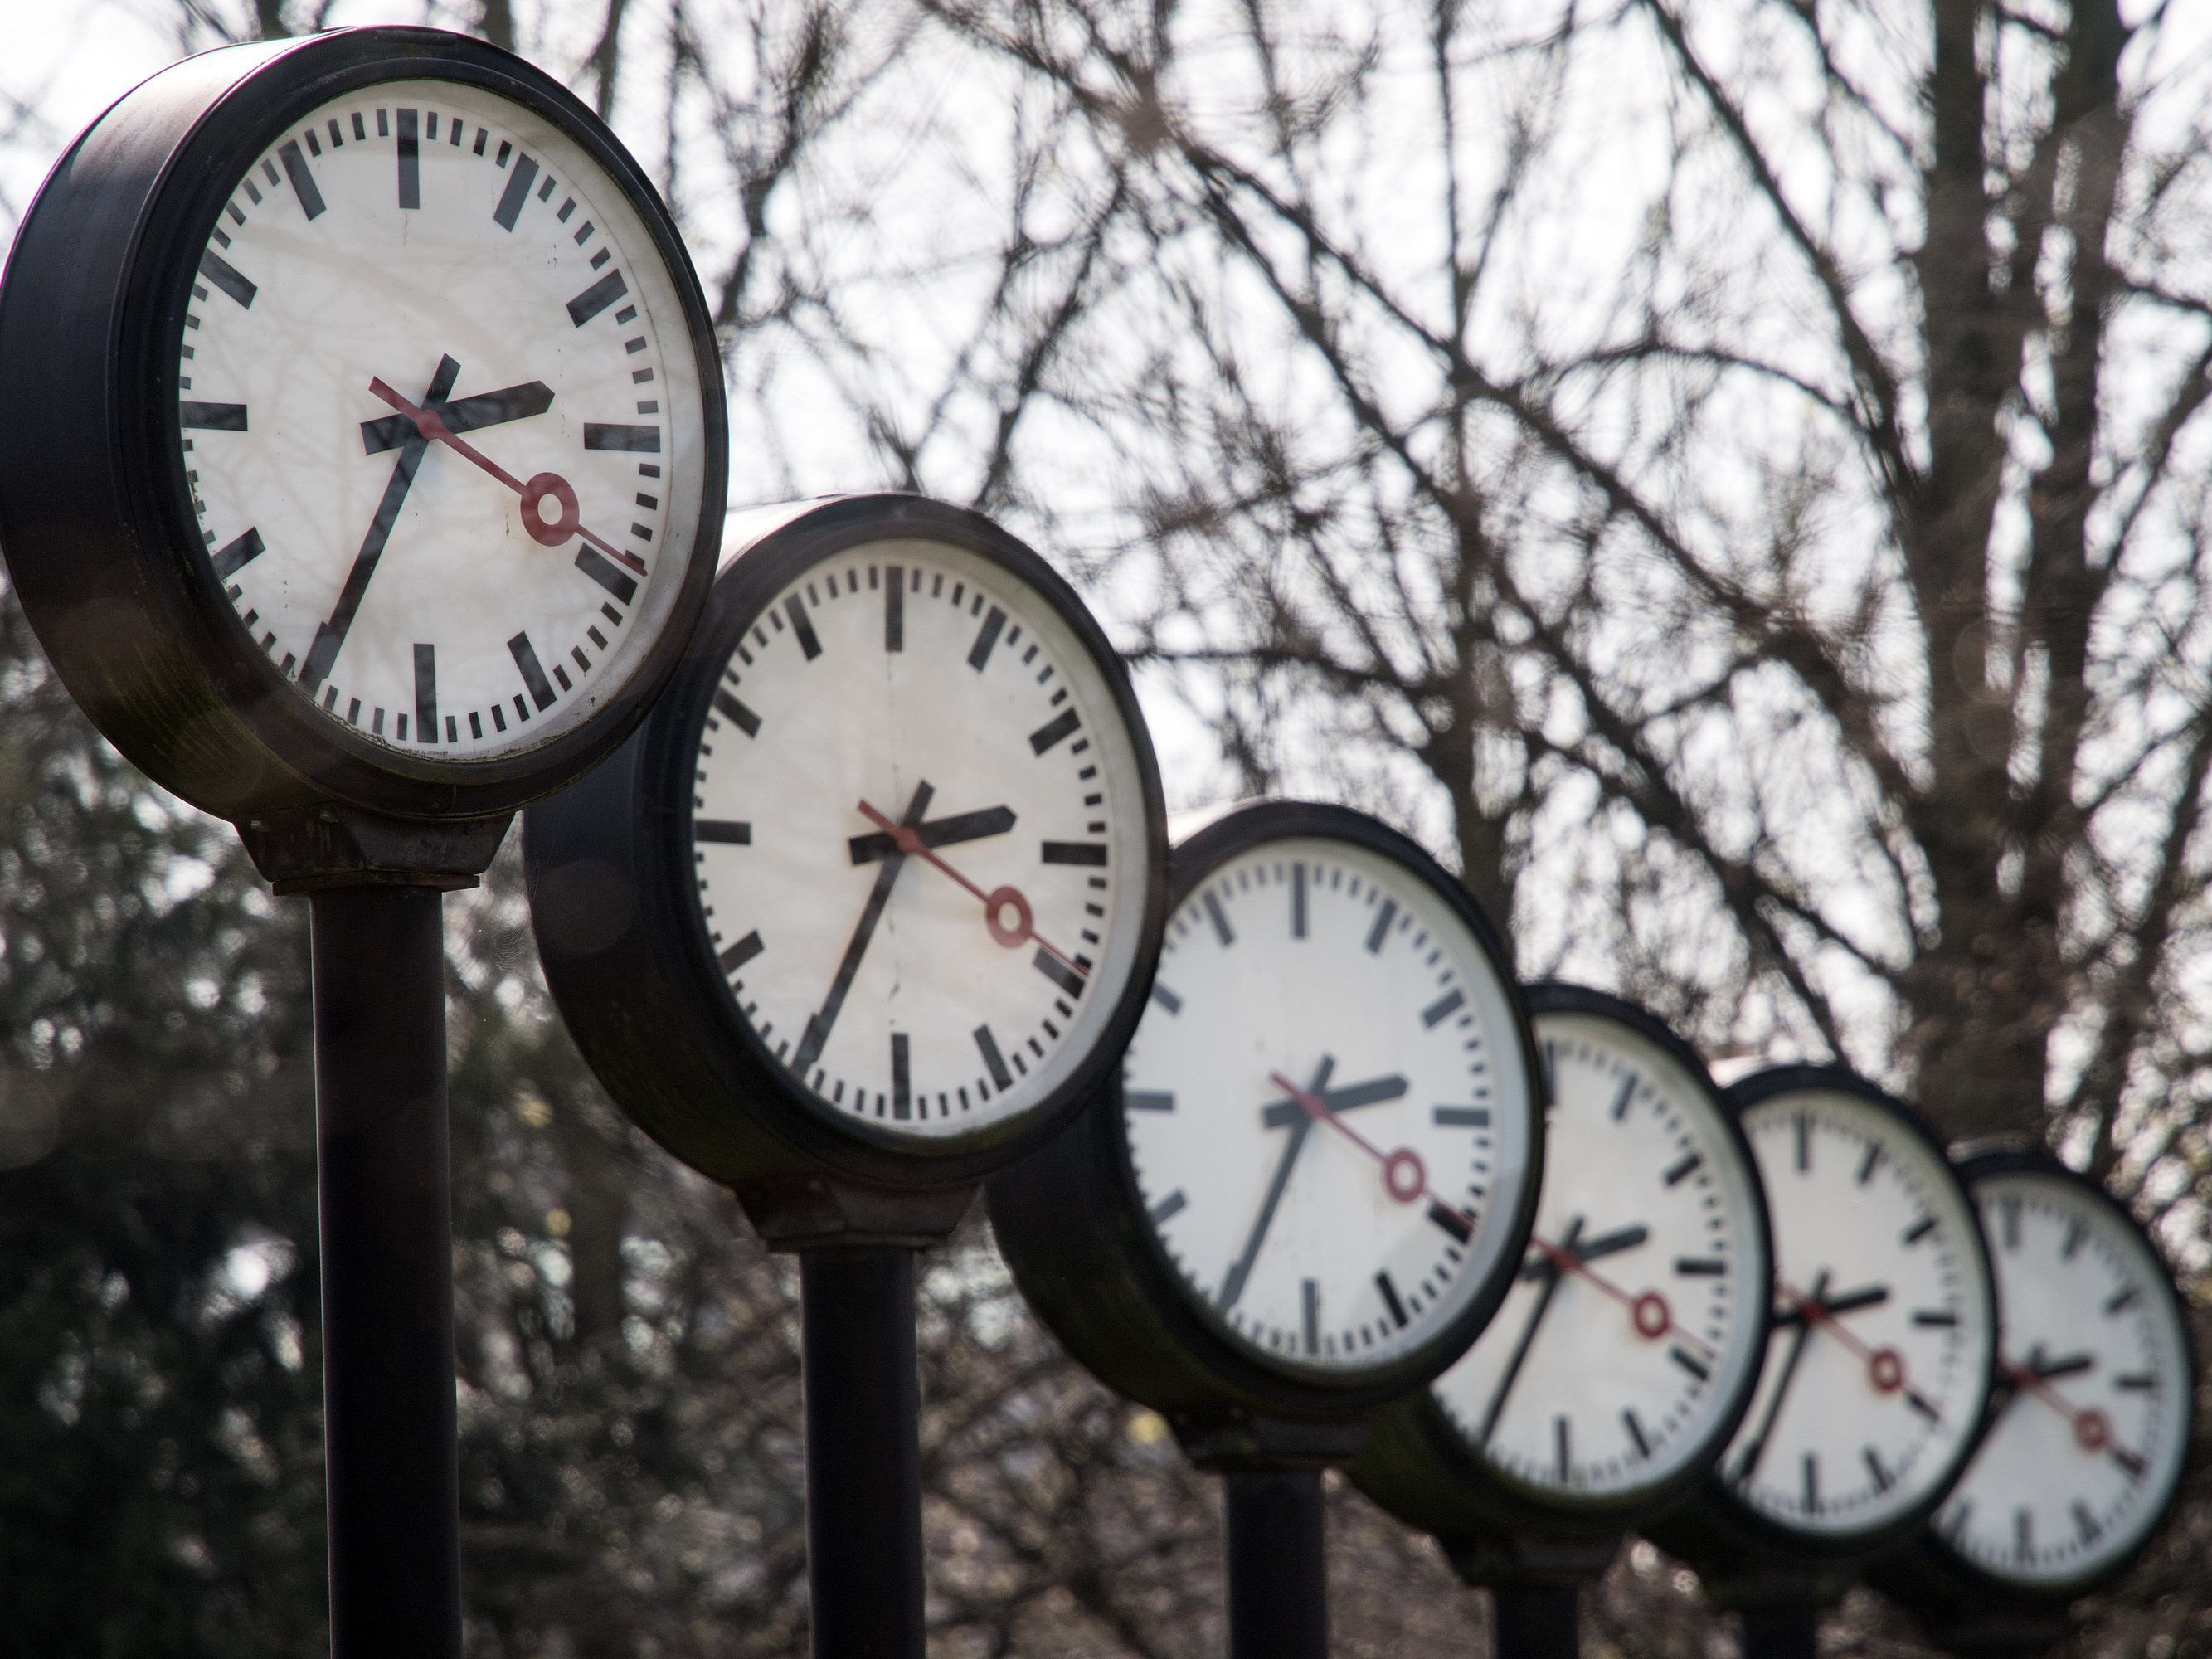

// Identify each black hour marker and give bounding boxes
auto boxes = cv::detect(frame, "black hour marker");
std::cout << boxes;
[1555,1416,1572,1481]
[884,564,904,651]
[2061,1219,2088,1260]
[1794,1114,1811,1171]
[1364,898,1398,954]
[1668,1345,1709,1381]
[1029,708,1081,754]
[891,1034,912,1120]
[1427,1201,1472,1244]
[278,139,325,219]
[567,270,630,328]
[198,250,256,309]
[1856,1141,1883,1185]
[974,1024,1014,1091]
[1864,1444,1892,1493]
[583,422,660,451]
[2112,1446,2147,1479]
[1910,1309,1957,1327]
[1150,1189,1189,1227]
[2115,1372,2158,1392]
[1903,1214,1937,1246]
[2104,1284,2142,1316]
[695,820,751,844]
[211,527,265,580]
[180,401,248,431]
[393,108,421,207]
[1622,1408,1650,1459]
[575,546,638,606]
[1291,863,1307,938]
[1203,891,1235,946]
[712,690,761,737]
[1303,1278,1320,1355]
[969,605,1006,669]
[1421,989,1465,1029]
[412,643,438,742]
[784,596,821,659]
[1150,983,1183,1015]
[1033,949,1085,998]
[508,633,558,711]
[1041,841,1107,866]
[2073,1500,2101,1543]
[1125,1090,1175,1112]
[1674,1258,1726,1277]
[494,153,539,228]
[1662,1151,1703,1187]
[1801,1453,1819,1513]
[1433,1106,1490,1128]
[2000,1194,2022,1249]
[1375,1271,1409,1329]
[2015,1507,2032,1561]
[1908,1390,1942,1422]
[1609,1074,1636,1121]
[717,931,763,974]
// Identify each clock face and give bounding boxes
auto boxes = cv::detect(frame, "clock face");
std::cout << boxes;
[175,76,709,761]
[685,533,1155,1141]
[1119,834,1537,1379]
[1932,1169,2190,1589]
[1718,1084,1995,1540]
[1429,1008,1768,1503]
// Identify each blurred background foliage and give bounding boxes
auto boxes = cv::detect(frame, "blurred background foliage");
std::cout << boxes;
[4,0,2212,1653]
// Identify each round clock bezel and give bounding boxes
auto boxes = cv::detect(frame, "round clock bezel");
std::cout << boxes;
[1658,1064,2001,1567]
[986,800,1546,1421]
[525,493,1170,1194]
[1354,982,1774,1543]
[0,27,727,823]
[1889,1142,2197,1609]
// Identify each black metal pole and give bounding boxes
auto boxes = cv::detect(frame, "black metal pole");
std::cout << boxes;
[1739,1609,1819,1659]
[311,885,462,1659]
[1494,1584,1581,1659]
[800,1247,926,1659]
[1223,1467,1329,1659]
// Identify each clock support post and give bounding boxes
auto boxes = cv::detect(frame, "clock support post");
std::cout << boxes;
[1446,1530,1621,1659]
[1179,1416,1364,1659]
[242,805,513,1659]
[1737,1608,1819,1659]
[732,1175,976,1659]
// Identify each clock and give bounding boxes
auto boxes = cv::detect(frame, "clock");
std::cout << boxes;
[987,800,1544,1424]
[0,27,724,827]
[523,494,1169,1210]
[1354,983,1772,1557]
[1653,1066,1998,1581]
[1875,1144,2194,1616]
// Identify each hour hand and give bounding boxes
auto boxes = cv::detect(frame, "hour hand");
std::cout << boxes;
[361,380,554,454]
[1519,1222,1649,1279]
[1258,1074,1407,1130]
[849,805,1015,865]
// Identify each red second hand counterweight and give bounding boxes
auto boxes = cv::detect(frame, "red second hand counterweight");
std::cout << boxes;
[856,799,1086,975]
[368,377,646,574]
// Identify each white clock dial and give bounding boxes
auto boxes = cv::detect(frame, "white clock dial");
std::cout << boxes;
[177,78,708,760]
[1719,1086,1995,1538]
[1932,1170,2190,1588]
[1430,1009,1767,1501]
[687,536,1153,1139]
[1121,836,1536,1375]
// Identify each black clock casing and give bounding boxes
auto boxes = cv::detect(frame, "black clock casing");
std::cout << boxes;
[985,800,1545,1428]
[1353,982,1773,1558]
[523,494,1169,1220]
[0,28,724,827]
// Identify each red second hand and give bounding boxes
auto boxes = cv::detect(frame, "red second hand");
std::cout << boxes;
[856,800,1086,975]
[368,377,646,574]
[1779,1282,1935,1417]
[2000,1357,2118,1455]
